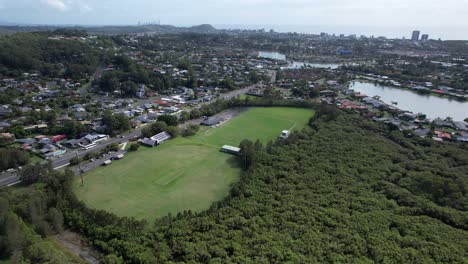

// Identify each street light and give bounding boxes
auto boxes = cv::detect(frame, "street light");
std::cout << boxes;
[76,151,84,186]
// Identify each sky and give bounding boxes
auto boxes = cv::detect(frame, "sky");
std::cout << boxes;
[0,0,467,39]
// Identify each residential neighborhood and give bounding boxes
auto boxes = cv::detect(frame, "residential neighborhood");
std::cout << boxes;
[1,29,467,188]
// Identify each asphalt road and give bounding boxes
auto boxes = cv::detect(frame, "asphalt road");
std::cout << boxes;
[51,129,141,169]
[0,130,141,187]
[72,150,127,176]
[0,85,253,187]
[0,171,19,186]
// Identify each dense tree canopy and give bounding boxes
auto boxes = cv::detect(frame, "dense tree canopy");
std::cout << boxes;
[59,110,468,263]
[0,168,80,263]
[0,32,102,78]
[0,149,30,171]
[157,115,179,127]
[97,55,175,93]
[102,110,131,136]
[1,107,467,263]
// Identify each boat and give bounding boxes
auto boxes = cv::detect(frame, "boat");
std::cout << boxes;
[391,101,398,105]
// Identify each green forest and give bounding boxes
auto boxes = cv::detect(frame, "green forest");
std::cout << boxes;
[0,31,103,79]
[1,107,467,263]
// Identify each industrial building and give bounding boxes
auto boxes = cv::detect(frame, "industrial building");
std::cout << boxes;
[141,131,172,147]
[201,116,225,126]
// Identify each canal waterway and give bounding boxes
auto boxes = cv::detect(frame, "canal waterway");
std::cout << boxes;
[350,81,468,121]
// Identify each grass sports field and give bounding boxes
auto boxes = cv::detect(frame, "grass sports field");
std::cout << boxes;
[75,107,314,220]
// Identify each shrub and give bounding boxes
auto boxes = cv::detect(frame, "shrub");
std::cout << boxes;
[129,144,140,152]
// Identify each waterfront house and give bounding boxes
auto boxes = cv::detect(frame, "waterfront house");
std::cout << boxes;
[0,121,11,130]
[414,128,431,138]
[434,131,452,140]
[0,105,12,117]
[453,121,468,131]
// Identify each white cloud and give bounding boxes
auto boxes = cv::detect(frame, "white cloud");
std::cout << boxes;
[78,2,92,14]
[41,0,68,11]
[0,0,467,38]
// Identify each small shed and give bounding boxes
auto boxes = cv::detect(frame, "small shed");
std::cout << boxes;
[103,160,112,166]
[221,145,241,156]
[279,130,290,139]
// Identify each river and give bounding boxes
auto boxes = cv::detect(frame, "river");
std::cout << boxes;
[258,51,342,69]
[350,81,468,121]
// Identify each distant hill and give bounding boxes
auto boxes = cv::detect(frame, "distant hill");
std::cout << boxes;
[188,24,217,32]
[0,24,218,35]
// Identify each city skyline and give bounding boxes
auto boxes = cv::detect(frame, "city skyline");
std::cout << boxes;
[0,0,467,39]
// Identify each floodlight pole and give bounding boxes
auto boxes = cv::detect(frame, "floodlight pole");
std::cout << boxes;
[76,151,84,186]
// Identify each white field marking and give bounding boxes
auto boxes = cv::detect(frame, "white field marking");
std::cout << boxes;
[7,180,22,187]
[120,142,128,150]
[289,123,297,131]
[54,163,71,170]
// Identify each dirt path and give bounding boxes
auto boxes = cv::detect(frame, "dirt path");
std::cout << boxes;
[54,231,101,264]
[179,107,250,129]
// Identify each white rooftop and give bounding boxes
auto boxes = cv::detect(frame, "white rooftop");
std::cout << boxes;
[222,145,241,152]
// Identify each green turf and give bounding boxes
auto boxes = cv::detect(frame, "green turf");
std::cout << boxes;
[75,107,314,221]
[238,94,259,100]
[30,153,45,164]
[194,107,313,146]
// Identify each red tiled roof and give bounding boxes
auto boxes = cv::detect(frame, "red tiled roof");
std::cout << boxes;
[433,89,446,94]
[435,131,451,139]
[154,100,168,105]
[52,135,67,142]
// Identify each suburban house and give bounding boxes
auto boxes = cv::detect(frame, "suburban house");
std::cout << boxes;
[51,135,67,142]
[147,111,160,120]
[71,104,86,112]
[17,138,36,145]
[0,133,15,143]
[136,85,146,98]
[64,134,108,149]
[24,124,48,132]
[453,121,468,131]
[0,121,11,130]
[320,90,338,97]
[362,97,383,108]
[40,144,66,159]
[434,131,452,141]
[414,128,430,138]
[0,105,12,117]
[154,99,169,107]
[84,134,109,144]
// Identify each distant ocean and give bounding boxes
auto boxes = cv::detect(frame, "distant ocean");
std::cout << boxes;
[214,24,468,41]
